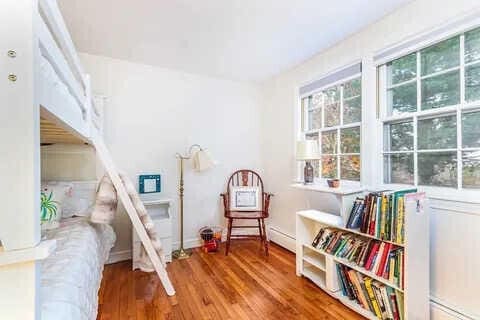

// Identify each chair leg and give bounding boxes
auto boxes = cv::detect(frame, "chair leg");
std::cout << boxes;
[225,218,233,256]
[257,218,263,248]
[261,218,269,256]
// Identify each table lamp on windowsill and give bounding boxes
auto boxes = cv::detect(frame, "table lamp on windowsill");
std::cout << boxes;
[173,144,215,260]
[296,140,320,184]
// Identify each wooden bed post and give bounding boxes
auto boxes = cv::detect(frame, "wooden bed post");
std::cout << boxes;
[0,1,46,319]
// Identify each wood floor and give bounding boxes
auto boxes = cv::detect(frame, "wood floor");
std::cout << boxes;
[97,241,365,320]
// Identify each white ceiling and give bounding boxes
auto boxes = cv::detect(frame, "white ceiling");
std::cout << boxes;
[58,0,410,82]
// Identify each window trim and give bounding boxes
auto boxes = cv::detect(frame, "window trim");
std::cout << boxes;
[300,75,362,182]
[373,10,480,66]
[378,30,480,191]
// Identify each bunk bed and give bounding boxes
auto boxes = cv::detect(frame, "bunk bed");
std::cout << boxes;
[0,1,174,319]
[40,184,116,320]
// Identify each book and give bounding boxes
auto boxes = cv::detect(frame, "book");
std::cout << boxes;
[388,251,396,281]
[336,264,348,296]
[376,243,392,277]
[346,270,362,306]
[342,266,358,301]
[312,227,404,289]
[346,197,365,229]
[311,228,325,247]
[387,286,400,320]
[364,242,380,270]
[359,240,374,267]
[396,290,404,320]
[345,200,358,229]
[338,265,405,319]
[394,189,416,242]
[372,242,385,273]
[368,196,378,235]
[397,196,405,244]
[380,284,394,319]
[375,195,382,237]
[380,195,389,239]
[400,250,404,289]
[348,270,369,309]
[358,275,375,313]
[361,195,372,233]
[350,189,415,243]
[371,282,387,319]
[364,278,382,318]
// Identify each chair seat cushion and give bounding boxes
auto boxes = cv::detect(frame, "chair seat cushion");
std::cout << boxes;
[226,211,267,219]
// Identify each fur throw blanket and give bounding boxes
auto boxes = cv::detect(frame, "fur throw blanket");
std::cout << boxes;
[90,175,118,224]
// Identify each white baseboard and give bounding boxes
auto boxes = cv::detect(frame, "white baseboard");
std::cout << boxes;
[430,298,477,320]
[106,238,202,265]
[268,226,296,252]
[172,237,203,250]
[107,249,132,264]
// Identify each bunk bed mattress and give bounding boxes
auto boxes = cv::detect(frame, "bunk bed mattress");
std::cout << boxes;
[41,217,115,320]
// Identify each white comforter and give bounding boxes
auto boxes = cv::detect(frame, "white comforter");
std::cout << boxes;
[41,218,116,320]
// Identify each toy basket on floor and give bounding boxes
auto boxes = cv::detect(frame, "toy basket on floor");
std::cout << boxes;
[199,226,222,252]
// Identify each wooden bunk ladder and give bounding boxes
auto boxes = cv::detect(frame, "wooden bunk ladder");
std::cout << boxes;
[92,134,175,296]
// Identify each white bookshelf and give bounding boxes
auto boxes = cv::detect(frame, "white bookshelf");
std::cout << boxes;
[295,193,429,319]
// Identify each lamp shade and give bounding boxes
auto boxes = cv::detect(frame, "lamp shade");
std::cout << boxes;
[192,149,215,172]
[296,140,320,160]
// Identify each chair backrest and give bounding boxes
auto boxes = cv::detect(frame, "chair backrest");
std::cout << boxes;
[225,169,265,211]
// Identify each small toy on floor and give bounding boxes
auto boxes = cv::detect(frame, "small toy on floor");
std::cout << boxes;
[199,226,222,253]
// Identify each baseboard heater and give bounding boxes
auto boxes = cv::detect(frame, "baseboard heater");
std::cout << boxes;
[268,226,296,252]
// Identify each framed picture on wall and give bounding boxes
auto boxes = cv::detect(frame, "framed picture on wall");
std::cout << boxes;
[229,186,261,211]
[138,174,161,194]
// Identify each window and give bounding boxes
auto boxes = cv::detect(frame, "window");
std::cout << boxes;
[379,27,480,189]
[301,77,361,181]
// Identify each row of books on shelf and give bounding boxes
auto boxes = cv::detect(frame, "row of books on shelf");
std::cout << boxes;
[337,265,404,320]
[345,188,417,244]
[312,227,404,289]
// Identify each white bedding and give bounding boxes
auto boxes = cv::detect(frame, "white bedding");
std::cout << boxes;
[41,217,116,320]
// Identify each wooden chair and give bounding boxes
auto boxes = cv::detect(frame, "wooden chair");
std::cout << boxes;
[220,170,273,256]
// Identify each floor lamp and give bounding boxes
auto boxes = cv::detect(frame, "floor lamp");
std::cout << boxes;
[173,144,215,259]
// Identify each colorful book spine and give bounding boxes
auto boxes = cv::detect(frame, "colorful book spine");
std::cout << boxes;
[376,243,391,277]
[364,278,382,318]
[338,265,404,319]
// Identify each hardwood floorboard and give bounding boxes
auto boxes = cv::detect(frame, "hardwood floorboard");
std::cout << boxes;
[97,241,366,320]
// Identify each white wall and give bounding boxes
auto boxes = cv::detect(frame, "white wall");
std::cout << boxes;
[259,0,480,319]
[80,53,263,257]
[41,144,97,181]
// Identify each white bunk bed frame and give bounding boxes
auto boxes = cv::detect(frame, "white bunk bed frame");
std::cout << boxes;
[0,1,174,319]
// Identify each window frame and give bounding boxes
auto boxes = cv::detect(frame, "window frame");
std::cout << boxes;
[300,73,362,183]
[378,30,480,191]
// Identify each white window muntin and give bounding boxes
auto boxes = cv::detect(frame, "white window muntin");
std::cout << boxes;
[379,29,480,190]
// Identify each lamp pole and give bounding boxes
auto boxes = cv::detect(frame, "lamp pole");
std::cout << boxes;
[172,144,202,259]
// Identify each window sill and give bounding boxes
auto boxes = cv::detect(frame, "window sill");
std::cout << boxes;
[291,182,364,195]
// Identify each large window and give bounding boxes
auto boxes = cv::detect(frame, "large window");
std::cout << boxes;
[379,27,480,189]
[301,77,362,181]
